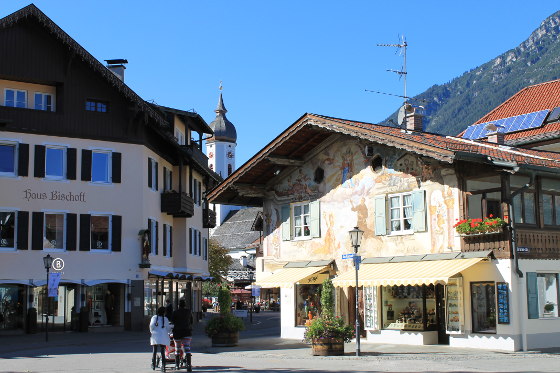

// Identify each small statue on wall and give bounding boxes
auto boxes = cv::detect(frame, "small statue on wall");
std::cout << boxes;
[139,229,151,267]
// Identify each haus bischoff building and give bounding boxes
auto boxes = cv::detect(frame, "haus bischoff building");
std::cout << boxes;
[0,5,219,334]
[208,91,560,351]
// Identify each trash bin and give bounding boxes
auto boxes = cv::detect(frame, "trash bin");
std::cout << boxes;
[79,307,89,332]
[26,308,37,334]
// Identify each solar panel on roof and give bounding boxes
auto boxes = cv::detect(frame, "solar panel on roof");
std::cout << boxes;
[462,110,549,140]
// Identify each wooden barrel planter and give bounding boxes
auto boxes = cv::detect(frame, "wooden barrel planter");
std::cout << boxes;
[311,338,344,356]
[211,331,239,347]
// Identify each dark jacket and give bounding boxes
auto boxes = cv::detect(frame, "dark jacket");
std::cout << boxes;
[172,308,193,338]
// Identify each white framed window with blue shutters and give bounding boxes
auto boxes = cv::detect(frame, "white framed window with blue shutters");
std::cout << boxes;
[527,272,559,319]
[375,190,426,236]
[281,201,320,241]
[0,141,17,177]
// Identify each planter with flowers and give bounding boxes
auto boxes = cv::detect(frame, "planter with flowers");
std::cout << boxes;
[205,287,244,347]
[453,215,507,237]
[303,278,354,356]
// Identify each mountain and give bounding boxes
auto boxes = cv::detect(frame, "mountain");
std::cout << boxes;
[385,10,560,135]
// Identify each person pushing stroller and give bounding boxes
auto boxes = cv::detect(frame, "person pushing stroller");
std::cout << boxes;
[171,300,194,371]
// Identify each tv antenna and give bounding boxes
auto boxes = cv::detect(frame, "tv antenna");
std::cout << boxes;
[377,35,408,104]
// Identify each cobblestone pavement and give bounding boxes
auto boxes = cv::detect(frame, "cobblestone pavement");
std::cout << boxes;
[1,311,559,372]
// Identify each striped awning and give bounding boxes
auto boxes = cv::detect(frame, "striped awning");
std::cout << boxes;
[255,266,330,288]
[332,257,486,287]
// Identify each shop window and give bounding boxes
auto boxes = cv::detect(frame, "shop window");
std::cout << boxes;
[511,175,536,225]
[471,282,496,333]
[0,285,25,330]
[44,213,65,249]
[281,201,320,240]
[374,190,426,236]
[91,215,111,250]
[0,142,17,176]
[296,284,322,326]
[34,92,53,111]
[0,210,16,249]
[527,273,559,319]
[92,151,111,183]
[4,89,26,108]
[45,146,66,180]
[541,178,560,226]
[381,285,436,331]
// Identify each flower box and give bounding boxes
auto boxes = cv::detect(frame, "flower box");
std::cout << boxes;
[454,216,506,236]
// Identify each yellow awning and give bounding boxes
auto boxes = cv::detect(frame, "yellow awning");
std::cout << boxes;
[332,257,486,287]
[255,266,329,288]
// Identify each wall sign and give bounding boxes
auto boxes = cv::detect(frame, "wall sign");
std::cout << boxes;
[24,189,86,202]
[496,282,510,324]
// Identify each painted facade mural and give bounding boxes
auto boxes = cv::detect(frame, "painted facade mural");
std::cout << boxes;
[262,138,461,273]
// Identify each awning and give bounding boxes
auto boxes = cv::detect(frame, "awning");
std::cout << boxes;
[84,279,129,286]
[332,257,486,287]
[255,266,330,288]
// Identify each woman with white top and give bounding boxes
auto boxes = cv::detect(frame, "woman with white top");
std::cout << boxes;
[150,306,172,371]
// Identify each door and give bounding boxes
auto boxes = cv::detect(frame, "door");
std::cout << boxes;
[436,284,449,344]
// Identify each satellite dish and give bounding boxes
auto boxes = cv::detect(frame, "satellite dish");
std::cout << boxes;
[397,103,413,126]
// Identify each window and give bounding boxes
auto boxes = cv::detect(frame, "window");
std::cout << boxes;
[85,100,108,112]
[34,93,53,111]
[91,215,110,250]
[189,228,193,254]
[465,175,502,220]
[174,129,185,145]
[0,142,17,176]
[192,178,201,205]
[281,201,320,241]
[44,213,65,249]
[163,167,172,192]
[511,175,536,225]
[293,202,310,238]
[528,273,559,319]
[295,284,322,326]
[0,211,16,249]
[542,178,560,226]
[163,224,172,257]
[149,219,158,255]
[91,151,111,183]
[381,285,437,331]
[148,158,158,191]
[45,146,66,179]
[203,238,208,260]
[4,89,26,108]
[389,192,413,234]
[228,164,232,176]
[471,282,496,333]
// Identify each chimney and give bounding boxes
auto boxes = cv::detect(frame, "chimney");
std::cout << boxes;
[105,59,128,81]
[485,123,505,145]
[406,107,423,132]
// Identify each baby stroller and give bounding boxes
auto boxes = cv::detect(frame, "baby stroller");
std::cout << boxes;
[156,332,192,371]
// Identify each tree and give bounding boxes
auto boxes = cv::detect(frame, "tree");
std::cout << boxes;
[207,238,232,283]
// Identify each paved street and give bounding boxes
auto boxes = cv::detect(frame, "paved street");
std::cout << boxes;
[1,311,560,372]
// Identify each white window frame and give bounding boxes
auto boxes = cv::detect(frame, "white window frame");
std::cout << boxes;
[174,128,185,145]
[292,202,311,240]
[34,92,54,111]
[0,141,18,177]
[4,88,27,108]
[164,224,172,258]
[43,211,66,251]
[90,214,112,251]
[0,208,17,251]
[45,145,67,180]
[91,149,112,184]
[388,192,414,235]
[150,219,157,255]
[537,272,559,319]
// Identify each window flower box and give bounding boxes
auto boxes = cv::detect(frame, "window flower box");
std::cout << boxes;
[454,215,506,236]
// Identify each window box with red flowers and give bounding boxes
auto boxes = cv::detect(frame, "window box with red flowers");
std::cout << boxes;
[453,215,506,236]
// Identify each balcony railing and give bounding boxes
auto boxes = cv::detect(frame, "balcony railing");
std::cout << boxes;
[516,229,560,259]
[203,208,216,228]
[181,143,209,169]
[161,192,194,217]
[460,229,511,259]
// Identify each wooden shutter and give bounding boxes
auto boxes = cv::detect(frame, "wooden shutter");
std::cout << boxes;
[34,145,45,178]
[281,205,291,241]
[374,195,387,236]
[163,224,168,256]
[112,152,122,183]
[66,213,77,251]
[412,190,427,232]
[155,162,159,191]
[155,221,159,255]
[527,272,539,319]
[81,150,92,181]
[198,181,202,204]
[31,212,44,250]
[79,214,91,251]
[148,158,152,189]
[198,230,201,255]
[16,211,29,250]
[169,171,173,192]
[204,238,208,260]
[67,148,77,180]
[189,228,193,254]
[309,201,321,238]
[112,215,122,252]
[17,143,29,177]
[163,167,168,191]
[169,226,173,257]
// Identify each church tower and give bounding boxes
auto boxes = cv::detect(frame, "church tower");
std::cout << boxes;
[206,90,237,226]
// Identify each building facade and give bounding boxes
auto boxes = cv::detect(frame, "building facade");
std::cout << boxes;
[0,5,219,334]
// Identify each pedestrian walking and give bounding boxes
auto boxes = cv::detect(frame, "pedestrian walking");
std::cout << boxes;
[165,298,173,320]
[150,306,172,371]
[171,300,194,371]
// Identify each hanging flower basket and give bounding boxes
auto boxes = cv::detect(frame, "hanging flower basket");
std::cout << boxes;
[454,215,506,236]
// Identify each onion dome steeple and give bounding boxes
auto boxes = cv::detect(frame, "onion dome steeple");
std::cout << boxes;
[208,92,237,143]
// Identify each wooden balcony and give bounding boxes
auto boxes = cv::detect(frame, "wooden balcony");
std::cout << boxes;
[203,208,216,228]
[161,192,194,217]
[461,229,511,258]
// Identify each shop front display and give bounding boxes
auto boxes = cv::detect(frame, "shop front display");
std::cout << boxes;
[0,284,25,330]
[381,284,437,331]
[296,284,322,326]
[446,277,464,333]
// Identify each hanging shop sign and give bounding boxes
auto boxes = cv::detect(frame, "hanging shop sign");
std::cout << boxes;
[497,282,510,324]
[48,272,62,297]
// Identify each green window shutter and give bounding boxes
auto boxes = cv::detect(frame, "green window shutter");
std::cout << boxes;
[412,190,427,232]
[374,195,386,236]
[281,205,291,241]
[527,272,539,319]
[309,201,321,238]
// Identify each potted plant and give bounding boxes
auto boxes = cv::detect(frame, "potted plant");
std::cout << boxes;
[205,287,244,347]
[303,278,354,356]
[453,215,506,236]
[544,303,555,314]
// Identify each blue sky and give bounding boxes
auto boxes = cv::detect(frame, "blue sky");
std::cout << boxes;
[1,1,558,165]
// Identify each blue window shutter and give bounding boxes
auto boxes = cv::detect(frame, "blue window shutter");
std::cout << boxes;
[281,205,291,241]
[309,201,321,238]
[412,190,427,232]
[527,272,539,319]
[374,195,386,236]
[189,228,193,254]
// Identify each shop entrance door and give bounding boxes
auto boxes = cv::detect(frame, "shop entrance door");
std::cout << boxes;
[435,284,449,344]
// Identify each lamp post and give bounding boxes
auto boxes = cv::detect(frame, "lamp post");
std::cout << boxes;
[43,254,53,342]
[249,271,254,323]
[348,226,364,357]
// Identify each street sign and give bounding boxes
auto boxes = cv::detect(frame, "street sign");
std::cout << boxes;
[342,253,355,259]
[353,255,362,269]
[52,258,65,271]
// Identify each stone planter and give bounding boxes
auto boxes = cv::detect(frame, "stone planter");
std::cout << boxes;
[311,338,344,356]
[211,331,239,347]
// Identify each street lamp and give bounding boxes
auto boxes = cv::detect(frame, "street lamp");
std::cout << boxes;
[43,254,53,342]
[348,226,364,357]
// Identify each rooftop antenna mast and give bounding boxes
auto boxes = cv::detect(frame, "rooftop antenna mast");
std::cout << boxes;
[377,35,408,105]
